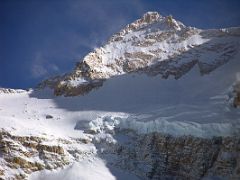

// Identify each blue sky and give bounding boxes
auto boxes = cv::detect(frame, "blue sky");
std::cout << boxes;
[1,0,240,89]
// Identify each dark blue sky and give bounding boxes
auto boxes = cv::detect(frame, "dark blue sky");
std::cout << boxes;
[1,0,240,89]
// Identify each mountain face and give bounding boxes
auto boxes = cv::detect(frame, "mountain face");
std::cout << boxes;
[1,12,240,180]
[40,12,240,96]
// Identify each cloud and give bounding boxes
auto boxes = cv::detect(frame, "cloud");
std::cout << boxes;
[30,1,146,80]
[28,0,146,80]
[65,0,145,49]
[31,53,47,78]
[31,52,59,78]
[32,64,48,78]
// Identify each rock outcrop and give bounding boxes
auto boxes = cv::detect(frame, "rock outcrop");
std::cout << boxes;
[0,88,26,94]
[0,130,93,180]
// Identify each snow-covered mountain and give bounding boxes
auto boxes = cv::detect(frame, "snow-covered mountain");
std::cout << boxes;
[40,12,240,97]
[0,12,240,180]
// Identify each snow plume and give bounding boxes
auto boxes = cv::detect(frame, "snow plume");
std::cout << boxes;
[31,52,59,78]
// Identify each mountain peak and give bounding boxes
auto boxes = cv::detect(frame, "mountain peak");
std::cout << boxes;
[141,11,161,23]
[140,12,185,31]
[40,12,240,97]
[110,12,185,42]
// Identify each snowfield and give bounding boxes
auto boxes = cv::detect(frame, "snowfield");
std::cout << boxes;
[29,158,140,180]
[1,56,239,139]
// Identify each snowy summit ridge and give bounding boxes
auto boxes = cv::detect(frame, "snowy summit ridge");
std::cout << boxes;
[39,11,240,96]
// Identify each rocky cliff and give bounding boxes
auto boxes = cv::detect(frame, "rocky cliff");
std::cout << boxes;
[96,131,240,180]
[0,130,93,180]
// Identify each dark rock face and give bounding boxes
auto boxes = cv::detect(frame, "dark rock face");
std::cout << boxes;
[234,92,240,108]
[46,114,53,119]
[54,79,104,96]
[97,132,240,179]
[233,82,240,108]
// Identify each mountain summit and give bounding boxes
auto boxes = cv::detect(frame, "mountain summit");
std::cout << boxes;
[40,12,240,96]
